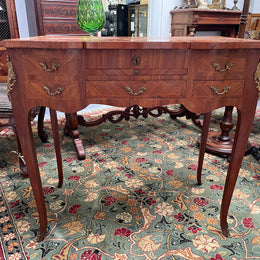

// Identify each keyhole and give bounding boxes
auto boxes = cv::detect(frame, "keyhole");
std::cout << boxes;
[132,56,141,66]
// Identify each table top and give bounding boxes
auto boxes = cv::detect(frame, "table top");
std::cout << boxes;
[170,8,242,14]
[4,36,260,50]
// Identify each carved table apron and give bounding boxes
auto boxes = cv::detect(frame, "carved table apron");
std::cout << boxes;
[4,36,260,241]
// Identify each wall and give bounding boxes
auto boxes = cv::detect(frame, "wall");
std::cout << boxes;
[15,0,260,38]
[15,0,37,38]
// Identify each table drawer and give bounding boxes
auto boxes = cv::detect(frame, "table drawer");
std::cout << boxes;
[84,50,188,69]
[192,80,244,98]
[86,80,186,98]
[22,49,81,99]
[192,50,246,80]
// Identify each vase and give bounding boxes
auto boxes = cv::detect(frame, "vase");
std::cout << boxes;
[77,0,106,36]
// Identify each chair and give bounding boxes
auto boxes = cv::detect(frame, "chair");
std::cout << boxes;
[0,83,27,176]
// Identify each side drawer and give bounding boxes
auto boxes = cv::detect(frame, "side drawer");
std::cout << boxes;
[86,80,187,98]
[22,49,82,100]
[192,80,244,98]
[192,50,246,80]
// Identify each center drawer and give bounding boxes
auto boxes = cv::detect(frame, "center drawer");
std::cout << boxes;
[86,80,187,98]
[84,49,188,69]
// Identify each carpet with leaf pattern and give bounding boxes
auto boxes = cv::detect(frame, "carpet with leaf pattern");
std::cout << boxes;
[0,106,260,260]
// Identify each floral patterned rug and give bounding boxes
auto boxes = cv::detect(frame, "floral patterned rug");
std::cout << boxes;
[1,106,260,260]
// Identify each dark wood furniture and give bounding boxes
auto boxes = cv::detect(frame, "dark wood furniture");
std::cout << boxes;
[0,0,19,83]
[4,36,260,241]
[0,83,27,175]
[34,0,87,35]
[170,9,241,37]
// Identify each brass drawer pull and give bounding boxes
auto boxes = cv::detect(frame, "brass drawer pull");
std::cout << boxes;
[212,62,233,72]
[210,86,231,95]
[42,85,64,96]
[124,86,146,96]
[39,62,60,72]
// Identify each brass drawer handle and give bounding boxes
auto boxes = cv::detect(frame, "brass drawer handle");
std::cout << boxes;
[39,62,60,72]
[210,86,231,95]
[42,85,64,96]
[212,62,233,72]
[124,86,146,96]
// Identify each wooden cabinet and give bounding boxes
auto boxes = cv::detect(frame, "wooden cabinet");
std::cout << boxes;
[128,4,148,37]
[0,0,19,83]
[34,0,88,35]
[170,8,241,37]
[0,0,10,82]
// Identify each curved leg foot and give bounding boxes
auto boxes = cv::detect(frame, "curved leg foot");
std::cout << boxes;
[65,113,86,160]
[220,218,230,238]
[73,133,86,160]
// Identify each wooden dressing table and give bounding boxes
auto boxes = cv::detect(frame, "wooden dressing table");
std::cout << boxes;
[4,36,260,241]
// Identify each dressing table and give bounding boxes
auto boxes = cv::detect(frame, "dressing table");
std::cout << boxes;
[4,36,260,241]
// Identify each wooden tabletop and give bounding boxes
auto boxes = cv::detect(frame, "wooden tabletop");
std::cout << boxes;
[4,36,260,50]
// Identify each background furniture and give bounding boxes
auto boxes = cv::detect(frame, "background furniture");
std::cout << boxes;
[108,4,128,36]
[0,0,19,83]
[0,83,27,175]
[128,3,148,36]
[170,9,241,37]
[34,0,87,36]
[4,35,260,241]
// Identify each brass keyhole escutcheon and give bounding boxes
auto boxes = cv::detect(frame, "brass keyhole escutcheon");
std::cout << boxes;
[132,56,141,66]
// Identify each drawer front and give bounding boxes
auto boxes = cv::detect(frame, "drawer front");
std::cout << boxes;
[193,12,240,25]
[193,50,246,80]
[43,21,87,35]
[86,80,186,98]
[22,49,81,100]
[41,3,78,18]
[84,50,188,70]
[192,80,244,98]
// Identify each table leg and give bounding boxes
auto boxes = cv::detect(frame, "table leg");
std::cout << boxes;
[50,109,63,188]
[220,108,255,237]
[197,112,211,185]
[14,110,47,241]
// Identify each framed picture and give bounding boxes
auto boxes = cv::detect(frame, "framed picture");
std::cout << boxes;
[185,0,197,8]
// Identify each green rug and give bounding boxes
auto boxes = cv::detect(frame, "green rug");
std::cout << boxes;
[1,107,260,260]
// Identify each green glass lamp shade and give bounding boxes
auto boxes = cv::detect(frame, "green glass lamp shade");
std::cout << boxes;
[77,0,106,36]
